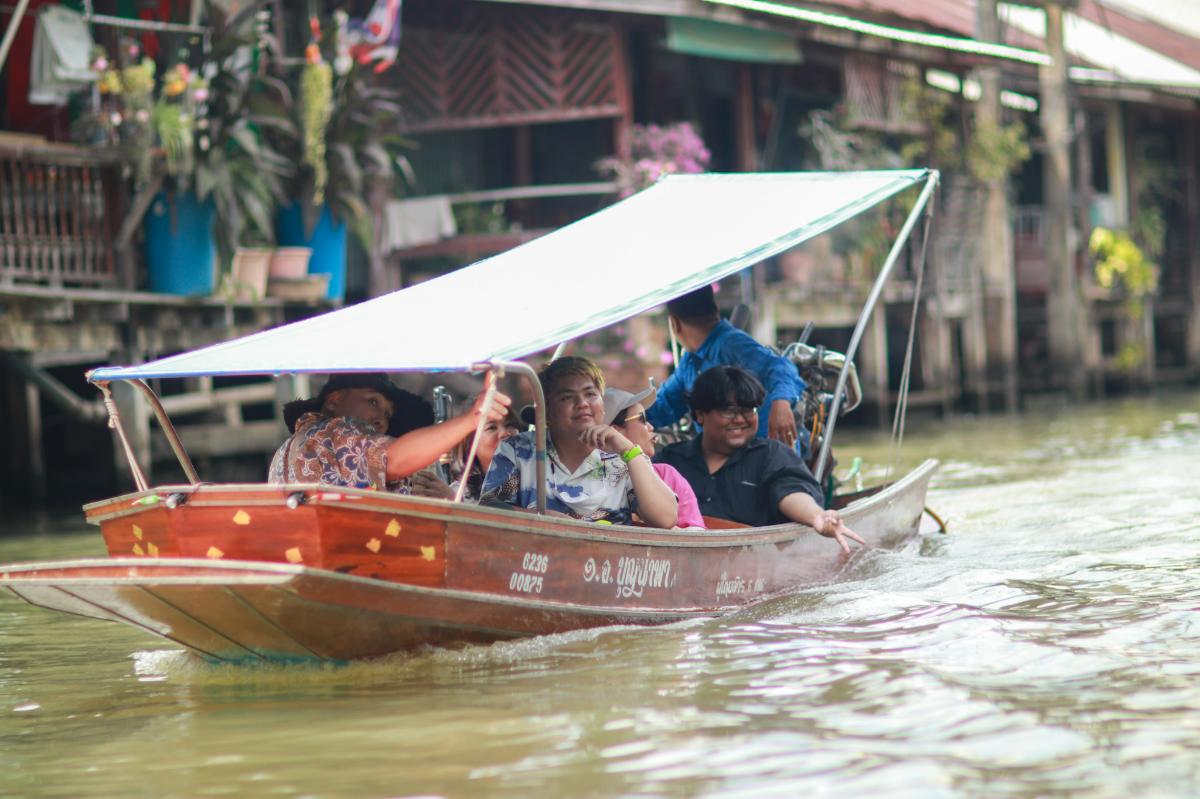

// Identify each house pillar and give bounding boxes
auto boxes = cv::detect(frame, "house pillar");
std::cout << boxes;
[1040,4,1086,398]
[735,64,757,171]
[1185,117,1200,375]
[24,381,46,504]
[1105,104,1129,227]
[974,0,1017,411]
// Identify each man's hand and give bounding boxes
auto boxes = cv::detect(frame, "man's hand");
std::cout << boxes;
[811,509,866,555]
[409,469,455,500]
[579,424,634,456]
[767,399,798,448]
[470,380,512,423]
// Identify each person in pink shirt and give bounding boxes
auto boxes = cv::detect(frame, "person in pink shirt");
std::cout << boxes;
[605,386,707,530]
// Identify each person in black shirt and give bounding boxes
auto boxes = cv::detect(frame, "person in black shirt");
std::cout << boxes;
[654,366,864,554]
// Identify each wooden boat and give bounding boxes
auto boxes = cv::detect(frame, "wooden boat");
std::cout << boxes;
[0,170,942,664]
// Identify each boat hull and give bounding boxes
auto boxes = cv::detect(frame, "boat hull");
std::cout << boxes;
[0,460,937,663]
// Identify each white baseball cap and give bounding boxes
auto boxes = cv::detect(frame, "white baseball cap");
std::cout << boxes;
[603,385,658,425]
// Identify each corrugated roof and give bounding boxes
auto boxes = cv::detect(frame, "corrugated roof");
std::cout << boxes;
[803,0,1200,91]
[1074,0,1200,72]
[1001,3,1200,91]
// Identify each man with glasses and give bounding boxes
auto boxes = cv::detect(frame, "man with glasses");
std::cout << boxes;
[655,366,863,554]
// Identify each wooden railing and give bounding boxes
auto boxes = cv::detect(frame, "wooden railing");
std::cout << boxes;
[0,138,126,288]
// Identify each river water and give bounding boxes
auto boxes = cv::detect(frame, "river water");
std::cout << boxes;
[2,390,1199,798]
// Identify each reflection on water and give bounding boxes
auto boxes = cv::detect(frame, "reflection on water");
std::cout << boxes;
[2,391,1199,797]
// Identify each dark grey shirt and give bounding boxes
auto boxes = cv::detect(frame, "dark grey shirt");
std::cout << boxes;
[654,436,824,526]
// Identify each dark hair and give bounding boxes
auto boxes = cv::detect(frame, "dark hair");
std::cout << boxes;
[612,407,630,427]
[283,373,433,437]
[687,366,765,414]
[667,285,718,324]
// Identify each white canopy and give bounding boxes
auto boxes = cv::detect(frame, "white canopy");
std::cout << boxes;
[91,170,929,381]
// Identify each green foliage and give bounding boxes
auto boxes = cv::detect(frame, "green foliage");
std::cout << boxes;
[1090,225,1159,374]
[150,101,193,178]
[277,18,411,250]
[78,1,297,274]
[192,0,297,266]
[1113,342,1146,374]
[967,117,1030,183]
[895,74,958,170]
[1130,206,1166,261]
[300,60,333,204]
[454,202,507,235]
[1089,227,1158,295]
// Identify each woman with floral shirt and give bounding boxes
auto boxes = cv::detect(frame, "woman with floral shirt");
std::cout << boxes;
[269,373,511,492]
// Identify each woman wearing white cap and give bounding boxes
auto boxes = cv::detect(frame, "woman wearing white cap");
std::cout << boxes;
[606,385,707,530]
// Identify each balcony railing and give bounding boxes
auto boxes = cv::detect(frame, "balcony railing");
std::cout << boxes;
[0,138,125,289]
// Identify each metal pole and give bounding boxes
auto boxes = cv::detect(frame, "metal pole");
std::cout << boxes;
[0,0,32,77]
[814,170,940,483]
[490,360,547,514]
[129,379,201,484]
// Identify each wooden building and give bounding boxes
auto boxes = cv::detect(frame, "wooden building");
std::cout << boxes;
[385,0,1200,412]
[2,0,1198,507]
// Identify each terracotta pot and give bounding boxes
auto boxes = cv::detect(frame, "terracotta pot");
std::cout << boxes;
[269,247,312,279]
[229,247,272,301]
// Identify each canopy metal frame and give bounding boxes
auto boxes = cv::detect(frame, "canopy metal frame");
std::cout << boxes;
[813,171,940,484]
[89,170,940,516]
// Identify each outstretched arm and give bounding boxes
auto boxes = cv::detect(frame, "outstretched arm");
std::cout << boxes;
[385,389,512,480]
[777,492,864,555]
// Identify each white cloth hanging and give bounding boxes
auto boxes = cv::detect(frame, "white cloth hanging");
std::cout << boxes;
[29,4,95,106]
[382,195,457,252]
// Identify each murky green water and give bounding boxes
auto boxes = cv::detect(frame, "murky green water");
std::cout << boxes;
[2,391,1199,798]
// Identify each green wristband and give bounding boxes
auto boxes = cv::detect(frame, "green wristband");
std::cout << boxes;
[620,445,643,463]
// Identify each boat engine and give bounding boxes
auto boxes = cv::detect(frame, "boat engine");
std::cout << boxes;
[781,340,861,466]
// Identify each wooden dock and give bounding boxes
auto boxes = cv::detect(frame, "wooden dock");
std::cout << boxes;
[0,285,323,507]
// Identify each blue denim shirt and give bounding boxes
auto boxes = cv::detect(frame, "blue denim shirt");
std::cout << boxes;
[646,320,805,440]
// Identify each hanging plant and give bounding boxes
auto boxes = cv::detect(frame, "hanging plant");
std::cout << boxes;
[301,17,334,205]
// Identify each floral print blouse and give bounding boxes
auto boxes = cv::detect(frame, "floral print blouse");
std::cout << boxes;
[268,412,409,492]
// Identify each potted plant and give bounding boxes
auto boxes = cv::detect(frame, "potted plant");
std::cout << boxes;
[274,12,410,302]
[80,1,296,296]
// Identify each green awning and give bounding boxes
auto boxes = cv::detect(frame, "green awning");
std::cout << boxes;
[666,16,802,64]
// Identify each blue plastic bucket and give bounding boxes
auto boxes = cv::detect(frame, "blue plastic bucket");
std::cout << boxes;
[143,192,217,295]
[276,204,347,302]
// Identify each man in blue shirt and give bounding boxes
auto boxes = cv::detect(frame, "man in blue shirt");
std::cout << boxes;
[647,285,805,450]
